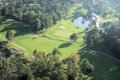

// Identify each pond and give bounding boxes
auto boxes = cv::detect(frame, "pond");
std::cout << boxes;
[73,17,91,29]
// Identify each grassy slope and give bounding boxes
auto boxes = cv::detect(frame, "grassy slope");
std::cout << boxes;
[14,20,84,59]
[0,4,120,80]
[0,19,84,59]
[80,49,120,80]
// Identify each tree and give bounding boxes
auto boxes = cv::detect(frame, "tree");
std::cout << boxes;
[6,30,14,42]
[0,53,33,80]
[41,28,46,37]
[52,11,58,24]
[33,18,41,34]
[31,51,62,79]
[1,7,7,16]
[1,0,73,34]
[52,48,61,55]
[33,49,38,56]
[70,33,78,42]
[16,8,23,20]
[67,53,81,80]
[80,59,94,75]
[8,6,16,16]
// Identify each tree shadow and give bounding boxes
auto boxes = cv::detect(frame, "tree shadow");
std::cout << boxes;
[0,41,8,50]
[46,36,66,42]
[0,17,7,24]
[78,31,85,34]
[78,46,120,80]
[87,44,120,60]
[62,57,70,64]
[0,21,31,37]
[58,42,72,48]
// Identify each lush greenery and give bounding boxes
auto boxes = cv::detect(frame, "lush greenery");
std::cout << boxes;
[85,24,120,59]
[0,0,120,80]
[0,19,84,59]
[0,43,94,80]
[83,0,120,60]
[0,0,77,33]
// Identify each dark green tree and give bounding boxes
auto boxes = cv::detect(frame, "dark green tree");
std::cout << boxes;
[16,8,23,20]
[80,59,94,75]
[1,7,7,16]
[70,33,78,42]
[33,18,41,34]
[6,30,14,42]
[8,6,16,16]
[52,48,61,55]
[67,53,80,80]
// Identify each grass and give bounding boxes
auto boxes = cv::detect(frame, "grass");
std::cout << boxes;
[0,19,84,59]
[79,49,120,80]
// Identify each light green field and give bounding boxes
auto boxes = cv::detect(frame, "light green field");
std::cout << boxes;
[0,19,84,59]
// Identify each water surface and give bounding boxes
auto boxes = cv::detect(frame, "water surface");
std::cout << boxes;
[73,17,91,29]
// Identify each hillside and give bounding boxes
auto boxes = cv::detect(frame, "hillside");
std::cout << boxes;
[0,19,84,59]
[0,7,120,80]
[0,0,120,80]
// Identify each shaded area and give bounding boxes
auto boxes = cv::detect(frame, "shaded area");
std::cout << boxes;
[0,21,31,37]
[78,31,85,34]
[0,41,8,46]
[91,46,120,60]
[62,57,70,64]
[78,47,120,80]
[0,17,7,24]
[45,36,66,42]
[58,42,72,48]
[0,41,11,58]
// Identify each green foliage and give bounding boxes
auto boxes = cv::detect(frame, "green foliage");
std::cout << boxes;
[0,19,84,59]
[0,0,74,33]
[6,30,14,42]
[16,8,23,20]
[8,6,15,16]
[33,18,41,33]
[1,7,7,16]
[80,9,88,15]
[80,59,94,75]
[0,43,94,80]
[0,55,33,80]
[52,48,61,55]
[70,33,78,42]
[85,26,120,59]
[81,0,113,17]
[67,53,80,80]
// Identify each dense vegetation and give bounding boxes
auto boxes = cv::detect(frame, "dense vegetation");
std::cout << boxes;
[84,0,120,59]
[0,42,94,80]
[0,0,77,33]
[0,0,95,80]
[85,24,120,59]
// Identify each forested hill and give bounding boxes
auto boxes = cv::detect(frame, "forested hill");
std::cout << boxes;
[0,0,77,33]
